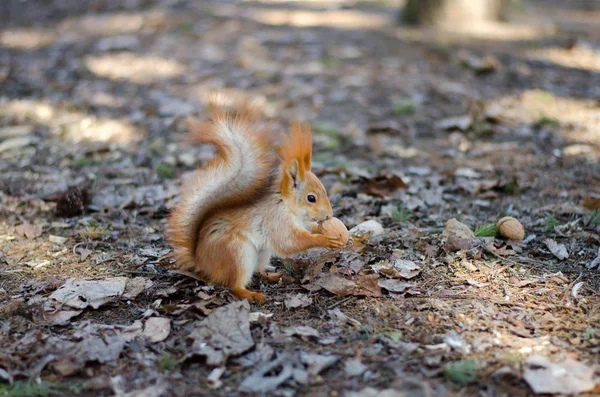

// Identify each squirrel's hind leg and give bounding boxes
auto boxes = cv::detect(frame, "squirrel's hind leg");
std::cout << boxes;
[256,249,283,283]
[228,241,267,304]
[195,224,266,303]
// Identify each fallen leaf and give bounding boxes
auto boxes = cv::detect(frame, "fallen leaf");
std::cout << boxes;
[120,320,144,342]
[443,218,475,239]
[15,223,42,239]
[523,355,596,394]
[283,325,320,339]
[349,220,384,238]
[544,238,569,260]
[139,247,171,258]
[483,238,519,256]
[435,115,472,131]
[143,317,171,343]
[239,353,294,393]
[284,293,313,309]
[582,196,600,210]
[206,367,225,389]
[328,308,362,327]
[344,358,367,377]
[50,277,128,309]
[42,309,83,325]
[571,282,584,299]
[0,368,13,384]
[311,273,382,297]
[372,257,421,279]
[187,300,254,365]
[458,51,499,73]
[76,247,93,261]
[359,174,406,197]
[377,279,415,293]
[587,247,600,270]
[346,388,403,397]
[339,251,365,274]
[49,235,67,244]
[233,345,274,368]
[300,352,340,378]
[122,277,153,300]
[354,274,383,297]
[443,219,479,253]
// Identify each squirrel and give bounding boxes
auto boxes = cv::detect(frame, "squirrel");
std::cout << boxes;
[167,98,343,303]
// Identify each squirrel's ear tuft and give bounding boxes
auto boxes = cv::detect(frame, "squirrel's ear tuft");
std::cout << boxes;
[286,159,299,188]
[280,121,312,178]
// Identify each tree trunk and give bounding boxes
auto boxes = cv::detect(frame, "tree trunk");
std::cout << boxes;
[400,0,510,27]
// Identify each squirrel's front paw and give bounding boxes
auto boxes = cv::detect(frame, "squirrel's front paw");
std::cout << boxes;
[317,234,343,250]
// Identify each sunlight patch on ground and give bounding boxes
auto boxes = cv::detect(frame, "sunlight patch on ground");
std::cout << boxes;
[396,21,551,46]
[494,90,600,151]
[0,28,57,50]
[0,99,140,144]
[237,8,390,29]
[523,45,600,73]
[57,11,172,38]
[85,52,186,84]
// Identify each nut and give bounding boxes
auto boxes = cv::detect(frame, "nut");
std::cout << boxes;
[315,217,349,245]
[496,217,525,240]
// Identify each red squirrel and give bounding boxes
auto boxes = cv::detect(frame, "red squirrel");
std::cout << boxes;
[167,98,343,303]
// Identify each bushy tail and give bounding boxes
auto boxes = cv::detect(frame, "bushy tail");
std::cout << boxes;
[167,99,277,270]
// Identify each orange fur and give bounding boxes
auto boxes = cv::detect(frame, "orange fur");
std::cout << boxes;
[167,97,343,303]
[167,99,276,278]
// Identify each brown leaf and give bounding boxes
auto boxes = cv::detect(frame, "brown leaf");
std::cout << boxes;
[378,279,415,293]
[15,223,42,239]
[316,273,382,297]
[354,274,383,297]
[316,273,356,296]
[582,197,600,210]
[339,251,365,274]
[443,235,479,253]
[187,300,254,366]
[359,174,406,197]
[143,317,171,343]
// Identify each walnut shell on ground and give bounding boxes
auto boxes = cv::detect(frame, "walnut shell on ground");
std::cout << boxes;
[314,217,349,245]
[496,216,525,240]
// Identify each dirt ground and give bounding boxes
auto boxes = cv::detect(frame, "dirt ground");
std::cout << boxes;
[1,0,600,396]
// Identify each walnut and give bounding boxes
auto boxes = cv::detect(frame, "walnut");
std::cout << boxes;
[315,217,349,245]
[496,217,525,240]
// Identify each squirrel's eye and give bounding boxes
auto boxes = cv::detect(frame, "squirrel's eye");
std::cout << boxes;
[307,194,316,203]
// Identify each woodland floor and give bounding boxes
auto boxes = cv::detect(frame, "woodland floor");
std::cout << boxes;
[1,0,600,396]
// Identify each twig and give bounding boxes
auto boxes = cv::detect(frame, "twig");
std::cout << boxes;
[328,295,356,309]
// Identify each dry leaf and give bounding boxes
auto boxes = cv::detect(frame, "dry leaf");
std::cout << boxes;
[239,354,294,393]
[359,174,406,197]
[284,293,313,309]
[544,238,569,260]
[122,277,153,300]
[15,223,42,239]
[143,317,171,343]
[50,277,128,309]
[372,257,421,279]
[187,300,254,365]
[349,220,384,238]
[582,196,600,210]
[523,355,596,394]
[283,325,320,339]
[354,274,383,297]
[377,279,415,293]
[344,358,368,377]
